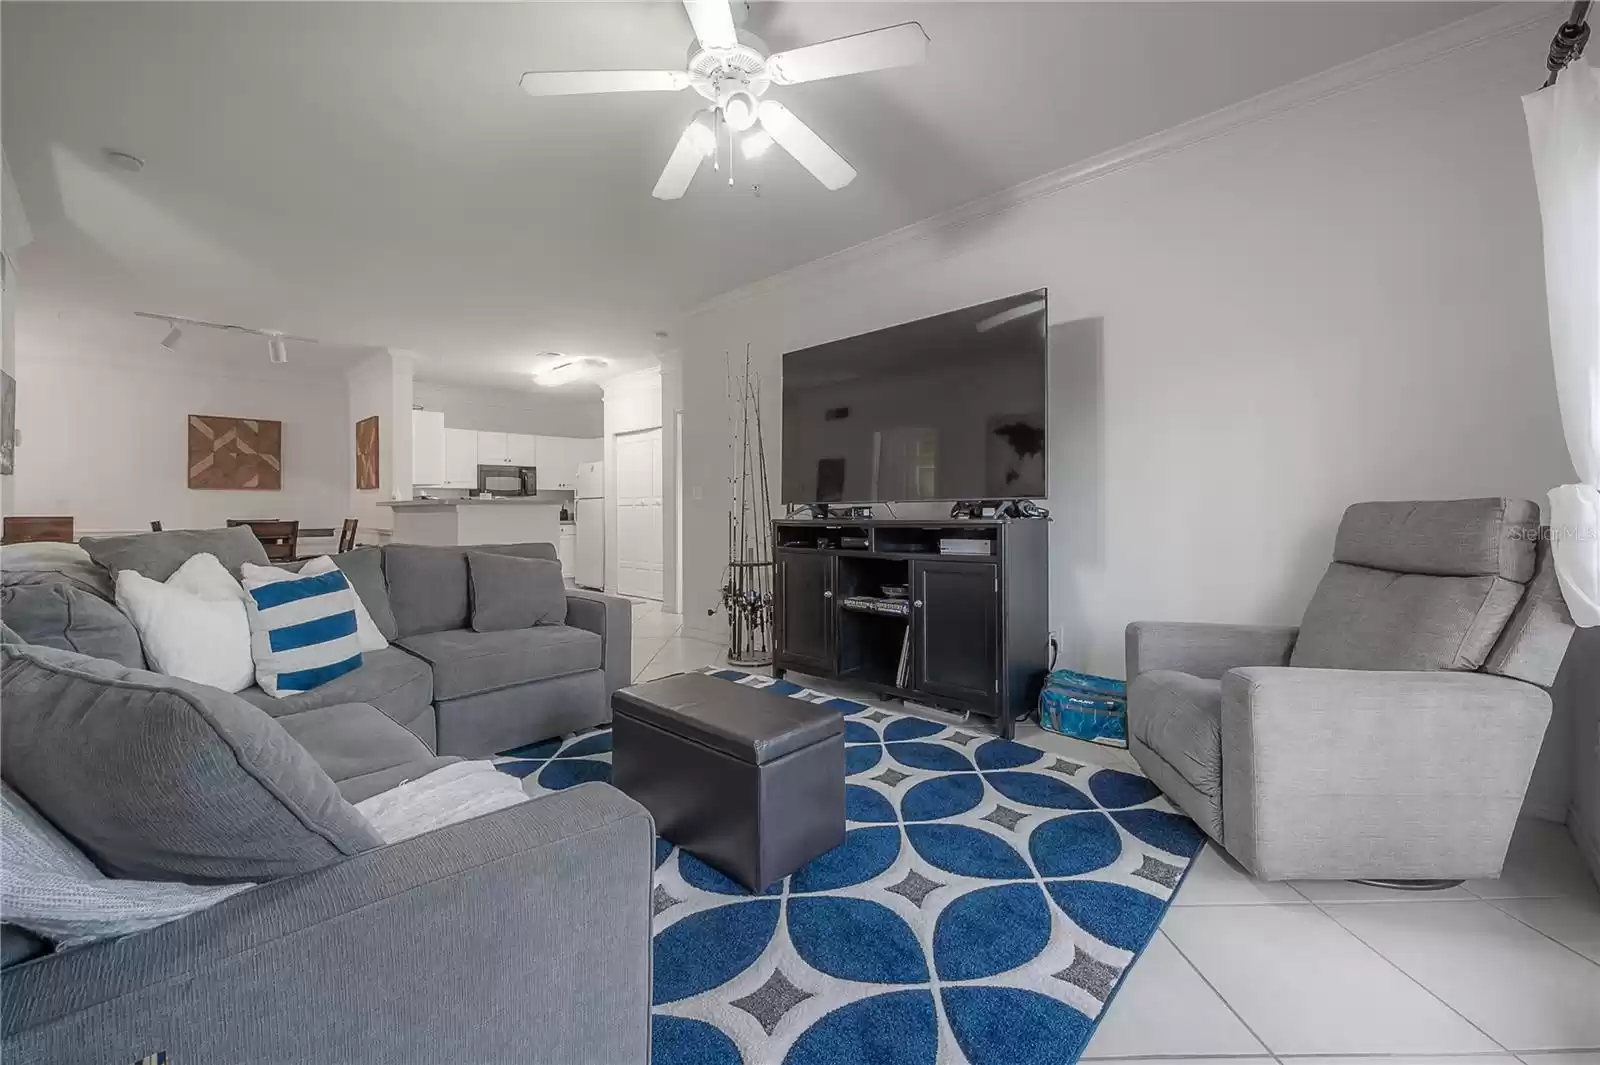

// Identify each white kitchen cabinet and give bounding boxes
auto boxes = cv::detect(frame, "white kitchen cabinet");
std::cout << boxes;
[534,436,602,491]
[443,428,479,488]
[412,409,445,486]
[507,433,539,467]
[476,431,509,465]
[557,525,577,577]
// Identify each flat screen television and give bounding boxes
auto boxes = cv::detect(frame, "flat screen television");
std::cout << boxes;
[781,289,1048,504]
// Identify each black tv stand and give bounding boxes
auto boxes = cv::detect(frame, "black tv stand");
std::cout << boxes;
[771,518,1049,739]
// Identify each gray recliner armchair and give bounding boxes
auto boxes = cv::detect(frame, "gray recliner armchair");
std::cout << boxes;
[1127,498,1575,882]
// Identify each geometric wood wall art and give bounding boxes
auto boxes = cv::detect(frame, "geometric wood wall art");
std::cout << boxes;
[355,415,380,490]
[187,414,282,490]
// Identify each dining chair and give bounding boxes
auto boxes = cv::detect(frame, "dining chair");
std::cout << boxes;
[227,519,299,563]
[338,518,359,554]
[2,517,74,545]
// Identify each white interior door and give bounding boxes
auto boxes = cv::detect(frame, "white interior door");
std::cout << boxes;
[615,427,663,600]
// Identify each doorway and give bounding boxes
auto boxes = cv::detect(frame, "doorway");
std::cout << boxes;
[615,426,664,600]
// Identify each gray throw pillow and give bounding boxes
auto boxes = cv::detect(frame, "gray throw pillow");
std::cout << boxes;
[0,581,147,668]
[0,643,383,884]
[332,546,399,642]
[468,552,567,632]
[80,526,269,582]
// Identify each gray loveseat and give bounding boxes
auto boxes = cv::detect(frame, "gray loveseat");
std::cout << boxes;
[1127,498,1574,882]
[6,528,633,757]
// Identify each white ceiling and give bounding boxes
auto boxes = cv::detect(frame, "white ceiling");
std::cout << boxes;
[3,1,1488,390]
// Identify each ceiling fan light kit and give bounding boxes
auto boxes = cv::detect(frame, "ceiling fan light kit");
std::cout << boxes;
[520,0,927,200]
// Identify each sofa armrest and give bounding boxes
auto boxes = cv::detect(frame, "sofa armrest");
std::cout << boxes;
[2,783,655,1065]
[1219,666,1552,880]
[566,590,633,694]
[1126,621,1298,680]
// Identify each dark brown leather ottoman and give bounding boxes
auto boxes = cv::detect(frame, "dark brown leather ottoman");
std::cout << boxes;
[611,672,845,891]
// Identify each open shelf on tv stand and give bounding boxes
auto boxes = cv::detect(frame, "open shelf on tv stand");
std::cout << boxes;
[770,518,1049,740]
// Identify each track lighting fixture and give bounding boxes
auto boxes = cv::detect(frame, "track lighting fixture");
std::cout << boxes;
[159,323,183,350]
[267,337,288,364]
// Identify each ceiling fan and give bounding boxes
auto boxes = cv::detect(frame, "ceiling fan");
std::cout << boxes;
[519,0,929,199]
[134,311,317,364]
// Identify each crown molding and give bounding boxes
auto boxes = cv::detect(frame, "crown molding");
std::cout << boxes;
[685,2,1557,321]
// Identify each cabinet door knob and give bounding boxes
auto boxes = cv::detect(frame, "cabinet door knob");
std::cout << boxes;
[914,599,924,608]
[823,590,834,599]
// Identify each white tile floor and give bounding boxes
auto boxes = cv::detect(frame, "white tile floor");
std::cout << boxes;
[625,600,1600,1064]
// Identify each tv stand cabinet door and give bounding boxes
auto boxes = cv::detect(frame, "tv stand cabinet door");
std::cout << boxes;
[776,550,836,675]
[912,560,999,709]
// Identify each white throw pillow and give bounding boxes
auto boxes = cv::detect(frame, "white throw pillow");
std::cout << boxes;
[114,554,254,692]
[243,557,388,652]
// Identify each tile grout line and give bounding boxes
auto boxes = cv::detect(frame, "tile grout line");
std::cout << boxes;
[1154,927,1279,1060]
[1303,896,1511,1054]
[1480,895,1600,971]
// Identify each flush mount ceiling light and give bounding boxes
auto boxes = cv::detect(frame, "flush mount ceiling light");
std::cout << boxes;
[102,148,145,173]
[133,311,317,364]
[531,356,609,386]
[519,0,928,199]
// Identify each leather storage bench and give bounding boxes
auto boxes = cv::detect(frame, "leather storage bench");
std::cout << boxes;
[612,672,845,891]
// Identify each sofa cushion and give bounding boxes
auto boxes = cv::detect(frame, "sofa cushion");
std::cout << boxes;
[1291,562,1524,672]
[335,756,464,804]
[237,646,435,746]
[80,526,269,582]
[0,643,382,884]
[383,543,559,637]
[1,784,252,948]
[469,551,567,632]
[1332,498,1540,581]
[331,546,399,642]
[1128,670,1223,798]
[273,702,452,805]
[0,542,115,600]
[0,580,146,668]
[397,625,602,701]
[1484,538,1577,688]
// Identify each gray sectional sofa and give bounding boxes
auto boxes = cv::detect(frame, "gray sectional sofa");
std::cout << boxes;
[4,528,633,757]
[0,530,653,1062]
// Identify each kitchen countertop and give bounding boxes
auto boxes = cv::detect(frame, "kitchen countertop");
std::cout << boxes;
[379,497,565,508]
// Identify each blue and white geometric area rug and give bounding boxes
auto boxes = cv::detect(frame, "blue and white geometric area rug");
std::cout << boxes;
[494,668,1204,1065]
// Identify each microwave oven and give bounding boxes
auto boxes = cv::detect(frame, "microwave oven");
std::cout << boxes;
[477,465,537,497]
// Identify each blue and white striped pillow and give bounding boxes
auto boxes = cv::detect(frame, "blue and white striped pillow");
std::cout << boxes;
[240,563,364,696]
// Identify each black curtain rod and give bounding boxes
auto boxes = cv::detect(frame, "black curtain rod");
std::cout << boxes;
[1545,0,1593,87]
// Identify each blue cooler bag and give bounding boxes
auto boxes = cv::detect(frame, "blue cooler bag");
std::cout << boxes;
[1038,669,1128,748]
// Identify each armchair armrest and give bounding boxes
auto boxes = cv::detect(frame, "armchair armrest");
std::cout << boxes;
[1219,666,1551,880]
[3,783,655,1065]
[1126,621,1298,679]
[566,589,634,694]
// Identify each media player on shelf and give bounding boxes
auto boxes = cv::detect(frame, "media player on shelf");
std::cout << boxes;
[939,539,993,556]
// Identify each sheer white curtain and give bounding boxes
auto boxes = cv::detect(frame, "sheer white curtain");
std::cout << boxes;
[1525,59,1600,627]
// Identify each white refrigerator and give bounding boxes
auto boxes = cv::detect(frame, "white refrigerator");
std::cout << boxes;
[575,461,605,590]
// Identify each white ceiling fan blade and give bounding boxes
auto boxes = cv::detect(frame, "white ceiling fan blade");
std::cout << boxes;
[519,70,690,96]
[757,101,856,190]
[653,127,709,200]
[682,0,737,50]
[767,22,928,85]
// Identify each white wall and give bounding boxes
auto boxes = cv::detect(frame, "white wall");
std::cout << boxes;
[603,368,663,594]
[677,13,1589,817]
[345,349,414,541]
[12,328,350,535]
[414,380,602,437]
[2,151,33,520]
